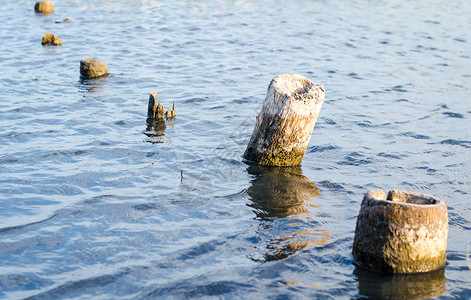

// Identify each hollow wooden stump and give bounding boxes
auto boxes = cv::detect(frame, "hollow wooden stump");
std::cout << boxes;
[353,190,448,273]
[243,74,324,166]
[35,1,54,13]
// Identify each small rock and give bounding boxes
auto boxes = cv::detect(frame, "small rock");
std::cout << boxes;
[55,18,71,24]
[41,33,62,46]
[35,1,54,13]
[80,58,108,79]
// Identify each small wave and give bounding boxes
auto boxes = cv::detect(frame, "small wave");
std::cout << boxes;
[401,132,431,140]
[27,270,129,300]
[308,145,339,153]
[145,279,252,298]
[439,139,471,148]
[442,112,465,118]
[337,152,373,166]
[377,152,406,160]
[0,214,58,234]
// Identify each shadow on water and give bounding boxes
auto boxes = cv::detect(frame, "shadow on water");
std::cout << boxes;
[353,266,447,299]
[246,164,331,262]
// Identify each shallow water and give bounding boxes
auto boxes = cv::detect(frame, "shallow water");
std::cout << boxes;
[1,0,470,298]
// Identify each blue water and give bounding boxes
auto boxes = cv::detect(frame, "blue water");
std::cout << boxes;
[1,0,470,298]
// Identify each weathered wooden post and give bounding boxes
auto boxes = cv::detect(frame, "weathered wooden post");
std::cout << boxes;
[147,91,164,119]
[243,74,325,166]
[147,92,175,120]
[166,102,176,120]
[353,190,448,273]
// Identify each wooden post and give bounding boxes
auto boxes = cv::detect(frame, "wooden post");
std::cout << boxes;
[243,74,325,166]
[147,91,158,118]
[147,91,169,120]
[353,190,448,273]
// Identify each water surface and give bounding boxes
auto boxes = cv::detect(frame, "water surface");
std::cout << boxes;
[0,0,470,298]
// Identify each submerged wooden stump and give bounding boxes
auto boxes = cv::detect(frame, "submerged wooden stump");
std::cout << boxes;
[353,190,448,273]
[243,74,325,166]
[35,1,55,13]
[80,58,108,79]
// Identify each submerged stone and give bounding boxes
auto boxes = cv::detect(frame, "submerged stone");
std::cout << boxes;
[35,1,55,13]
[80,58,108,79]
[41,33,62,46]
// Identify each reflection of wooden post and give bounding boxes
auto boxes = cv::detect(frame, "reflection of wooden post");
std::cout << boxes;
[247,165,321,218]
[354,266,446,299]
[244,74,325,166]
[353,190,448,273]
[246,165,330,262]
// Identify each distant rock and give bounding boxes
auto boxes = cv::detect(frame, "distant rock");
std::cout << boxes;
[55,18,71,24]
[35,1,55,13]
[41,33,62,46]
[80,58,108,79]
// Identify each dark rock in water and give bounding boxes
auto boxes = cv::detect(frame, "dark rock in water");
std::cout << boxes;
[41,33,62,46]
[35,1,54,13]
[80,58,108,79]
